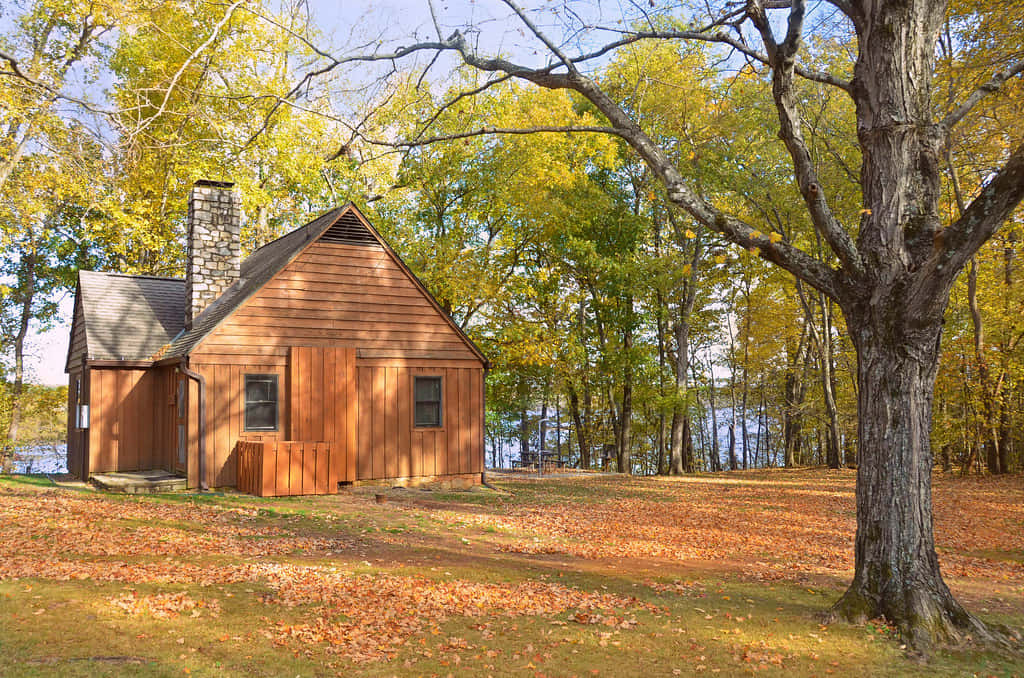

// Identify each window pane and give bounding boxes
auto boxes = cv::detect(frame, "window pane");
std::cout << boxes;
[415,402,440,427]
[415,377,441,401]
[246,402,277,430]
[244,375,278,431]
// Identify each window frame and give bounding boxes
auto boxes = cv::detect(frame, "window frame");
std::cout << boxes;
[244,374,279,432]
[413,375,444,429]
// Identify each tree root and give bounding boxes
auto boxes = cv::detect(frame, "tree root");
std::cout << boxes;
[823,585,1023,657]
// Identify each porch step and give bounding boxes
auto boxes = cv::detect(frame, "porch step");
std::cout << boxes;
[90,470,187,494]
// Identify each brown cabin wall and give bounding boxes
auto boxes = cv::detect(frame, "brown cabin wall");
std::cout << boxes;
[355,362,484,481]
[85,367,173,473]
[67,296,87,370]
[194,241,479,361]
[187,236,485,488]
[66,370,83,479]
[189,361,288,489]
[188,356,484,488]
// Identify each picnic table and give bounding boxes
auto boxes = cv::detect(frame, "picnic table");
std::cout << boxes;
[512,450,567,470]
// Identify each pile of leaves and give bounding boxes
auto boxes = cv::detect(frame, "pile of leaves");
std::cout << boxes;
[253,563,653,662]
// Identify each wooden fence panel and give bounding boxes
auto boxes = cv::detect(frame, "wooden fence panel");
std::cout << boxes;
[236,440,338,497]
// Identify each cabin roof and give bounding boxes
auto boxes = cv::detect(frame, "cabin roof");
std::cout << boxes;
[70,204,488,367]
[75,270,185,362]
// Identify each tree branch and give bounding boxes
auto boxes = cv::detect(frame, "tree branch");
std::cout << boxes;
[748,0,865,279]
[941,57,1024,129]
[909,142,1024,316]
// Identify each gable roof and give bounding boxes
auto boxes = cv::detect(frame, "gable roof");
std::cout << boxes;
[71,270,185,363]
[164,203,488,366]
[68,204,488,368]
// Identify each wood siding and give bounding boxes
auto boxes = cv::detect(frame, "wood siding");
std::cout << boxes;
[355,364,483,481]
[66,370,83,479]
[184,230,485,488]
[85,367,176,474]
[189,361,287,489]
[192,241,479,364]
[236,440,338,497]
[67,298,87,371]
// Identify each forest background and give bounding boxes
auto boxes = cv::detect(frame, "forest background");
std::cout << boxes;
[1,0,1022,478]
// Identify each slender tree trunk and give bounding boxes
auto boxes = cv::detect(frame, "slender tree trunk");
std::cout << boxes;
[568,383,590,469]
[708,359,721,472]
[2,251,37,473]
[518,378,530,465]
[819,295,842,469]
[669,318,691,474]
[618,325,634,474]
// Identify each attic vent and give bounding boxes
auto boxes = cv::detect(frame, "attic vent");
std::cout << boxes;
[319,212,380,246]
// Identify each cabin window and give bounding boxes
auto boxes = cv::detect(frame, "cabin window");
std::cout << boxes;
[244,374,279,431]
[413,376,443,427]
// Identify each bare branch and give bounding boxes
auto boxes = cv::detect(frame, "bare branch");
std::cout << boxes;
[942,58,1024,129]
[0,49,112,116]
[499,0,578,74]
[748,0,865,278]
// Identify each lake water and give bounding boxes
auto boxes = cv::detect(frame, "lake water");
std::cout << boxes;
[8,444,68,474]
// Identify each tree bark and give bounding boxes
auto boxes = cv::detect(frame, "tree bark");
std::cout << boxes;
[819,294,842,470]
[568,384,589,468]
[707,357,721,472]
[829,313,1006,649]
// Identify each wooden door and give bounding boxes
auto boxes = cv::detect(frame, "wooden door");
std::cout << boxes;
[174,375,188,474]
[289,346,357,483]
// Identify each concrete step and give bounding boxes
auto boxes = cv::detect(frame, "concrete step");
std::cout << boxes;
[90,470,187,494]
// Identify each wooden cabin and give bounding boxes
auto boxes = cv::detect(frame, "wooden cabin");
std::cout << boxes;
[65,180,488,492]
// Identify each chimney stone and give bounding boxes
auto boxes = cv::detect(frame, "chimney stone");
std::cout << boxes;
[186,180,241,328]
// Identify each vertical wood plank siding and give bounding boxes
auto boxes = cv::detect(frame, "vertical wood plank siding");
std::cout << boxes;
[236,440,338,497]
[85,367,176,474]
[182,229,485,488]
[352,364,483,481]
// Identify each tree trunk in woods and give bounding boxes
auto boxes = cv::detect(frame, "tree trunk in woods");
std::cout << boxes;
[818,295,842,470]
[618,334,633,474]
[2,251,37,473]
[708,362,721,472]
[669,319,691,475]
[782,322,810,467]
[518,379,530,465]
[568,384,590,468]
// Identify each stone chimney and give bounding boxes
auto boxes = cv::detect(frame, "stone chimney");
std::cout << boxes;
[185,180,241,328]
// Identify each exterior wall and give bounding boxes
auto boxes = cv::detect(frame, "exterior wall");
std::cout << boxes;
[194,241,479,361]
[188,361,288,489]
[67,298,87,370]
[66,370,84,479]
[188,235,485,489]
[86,367,175,474]
[355,363,484,481]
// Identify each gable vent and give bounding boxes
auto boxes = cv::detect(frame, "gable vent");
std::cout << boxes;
[318,212,381,246]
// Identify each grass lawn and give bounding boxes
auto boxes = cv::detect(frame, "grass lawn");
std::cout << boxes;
[0,468,1021,676]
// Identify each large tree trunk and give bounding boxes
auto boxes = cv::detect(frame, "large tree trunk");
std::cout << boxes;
[830,315,1005,649]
